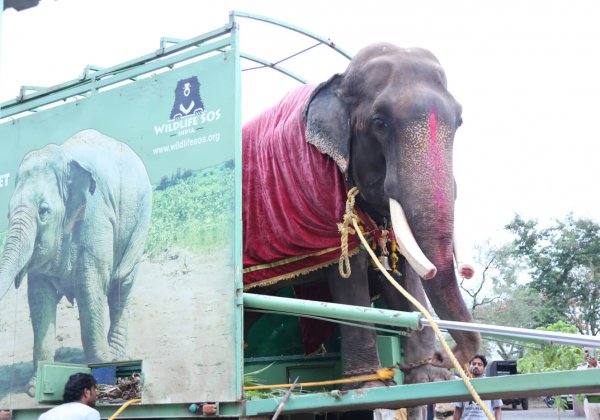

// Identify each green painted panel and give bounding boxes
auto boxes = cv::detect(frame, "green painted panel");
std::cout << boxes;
[35,362,90,404]
[376,335,403,384]
[0,34,242,411]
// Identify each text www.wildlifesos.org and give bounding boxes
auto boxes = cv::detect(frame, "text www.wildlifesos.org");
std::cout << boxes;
[152,132,221,155]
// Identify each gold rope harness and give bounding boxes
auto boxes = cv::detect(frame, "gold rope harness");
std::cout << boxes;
[337,187,360,278]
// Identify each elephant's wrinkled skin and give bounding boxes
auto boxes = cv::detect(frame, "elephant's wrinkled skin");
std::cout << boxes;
[246,43,480,386]
[0,129,152,394]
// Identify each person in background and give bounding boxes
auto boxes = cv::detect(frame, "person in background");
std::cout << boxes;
[453,355,502,419]
[39,372,100,420]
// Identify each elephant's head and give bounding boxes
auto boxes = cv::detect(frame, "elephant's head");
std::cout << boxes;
[0,144,96,299]
[305,43,480,365]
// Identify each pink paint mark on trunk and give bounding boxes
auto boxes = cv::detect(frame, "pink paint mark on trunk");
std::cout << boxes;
[428,109,446,210]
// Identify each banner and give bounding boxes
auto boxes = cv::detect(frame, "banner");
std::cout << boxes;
[0,51,240,408]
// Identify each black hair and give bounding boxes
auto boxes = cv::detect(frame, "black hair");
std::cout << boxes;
[470,354,488,367]
[63,373,96,403]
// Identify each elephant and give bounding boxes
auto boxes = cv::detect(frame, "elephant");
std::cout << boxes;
[242,42,480,389]
[0,129,152,395]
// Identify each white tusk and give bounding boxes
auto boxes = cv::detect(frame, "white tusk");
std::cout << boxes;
[453,230,475,279]
[389,198,437,280]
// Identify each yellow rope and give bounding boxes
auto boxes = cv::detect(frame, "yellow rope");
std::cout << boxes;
[337,187,360,278]
[244,367,395,391]
[345,193,494,420]
[108,398,141,420]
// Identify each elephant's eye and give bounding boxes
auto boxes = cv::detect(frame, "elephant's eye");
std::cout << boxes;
[39,202,50,221]
[371,117,388,132]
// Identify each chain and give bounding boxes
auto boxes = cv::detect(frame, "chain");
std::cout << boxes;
[398,358,433,373]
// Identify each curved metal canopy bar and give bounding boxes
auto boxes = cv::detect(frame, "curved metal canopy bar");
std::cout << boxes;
[230,11,352,83]
[240,52,308,84]
[230,11,352,59]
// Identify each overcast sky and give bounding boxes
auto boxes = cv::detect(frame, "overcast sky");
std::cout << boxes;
[2,0,600,260]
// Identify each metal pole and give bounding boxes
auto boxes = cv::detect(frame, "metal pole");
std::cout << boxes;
[243,293,422,331]
[423,318,600,347]
[244,293,600,347]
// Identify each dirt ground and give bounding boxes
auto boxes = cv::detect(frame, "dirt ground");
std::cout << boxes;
[0,247,238,410]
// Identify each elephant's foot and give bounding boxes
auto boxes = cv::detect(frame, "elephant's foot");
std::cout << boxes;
[26,376,36,397]
[401,362,451,385]
[109,345,129,361]
[108,331,129,360]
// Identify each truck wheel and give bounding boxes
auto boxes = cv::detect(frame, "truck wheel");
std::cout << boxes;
[521,398,528,410]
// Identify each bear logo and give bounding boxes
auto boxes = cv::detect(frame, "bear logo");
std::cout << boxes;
[170,76,205,120]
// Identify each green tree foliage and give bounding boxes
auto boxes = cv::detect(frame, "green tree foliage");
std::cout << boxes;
[506,214,600,335]
[517,321,583,373]
[517,323,583,415]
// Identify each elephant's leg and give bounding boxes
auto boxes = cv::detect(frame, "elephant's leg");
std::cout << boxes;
[376,263,450,385]
[326,252,382,386]
[107,266,137,360]
[27,274,61,396]
[77,264,112,363]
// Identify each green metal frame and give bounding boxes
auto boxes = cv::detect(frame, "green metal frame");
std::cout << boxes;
[11,368,600,419]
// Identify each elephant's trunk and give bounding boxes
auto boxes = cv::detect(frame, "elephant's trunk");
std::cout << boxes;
[0,206,37,300]
[394,198,480,366]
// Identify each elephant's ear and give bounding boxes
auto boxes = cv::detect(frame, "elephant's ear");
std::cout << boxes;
[65,160,96,231]
[304,74,351,173]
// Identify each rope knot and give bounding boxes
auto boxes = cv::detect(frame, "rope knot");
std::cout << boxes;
[338,187,360,278]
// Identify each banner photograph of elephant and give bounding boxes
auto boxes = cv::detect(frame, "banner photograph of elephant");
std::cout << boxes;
[243,42,480,386]
[0,50,240,409]
[0,129,152,397]
[0,129,237,407]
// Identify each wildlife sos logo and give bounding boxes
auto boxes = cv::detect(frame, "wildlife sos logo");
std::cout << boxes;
[170,76,205,119]
[153,76,222,137]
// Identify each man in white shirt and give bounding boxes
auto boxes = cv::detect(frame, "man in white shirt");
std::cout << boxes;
[39,372,100,420]
[453,355,502,420]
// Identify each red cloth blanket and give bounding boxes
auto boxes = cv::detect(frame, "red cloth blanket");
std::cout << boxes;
[243,84,368,287]
[242,84,372,354]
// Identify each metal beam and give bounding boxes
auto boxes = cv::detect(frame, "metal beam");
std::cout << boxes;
[424,318,600,347]
[240,52,308,84]
[244,293,600,348]
[243,293,422,331]
[244,369,600,415]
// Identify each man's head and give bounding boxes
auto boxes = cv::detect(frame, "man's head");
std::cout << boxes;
[584,347,598,367]
[63,373,97,407]
[468,354,488,378]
